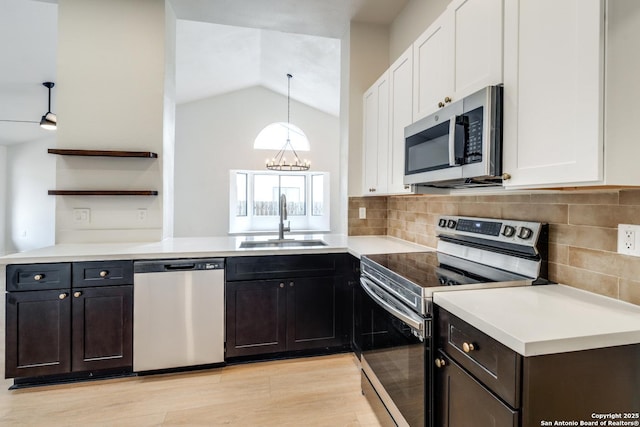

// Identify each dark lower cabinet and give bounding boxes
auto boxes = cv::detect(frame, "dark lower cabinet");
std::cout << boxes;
[71,286,133,372]
[225,280,287,357]
[435,351,518,427]
[5,261,134,383]
[5,289,72,378]
[225,254,349,359]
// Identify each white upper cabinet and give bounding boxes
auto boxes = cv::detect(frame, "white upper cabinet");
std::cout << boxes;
[413,0,503,122]
[502,0,605,188]
[502,0,640,188]
[413,12,453,122]
[362,71,389,195]
[387,47,413,195]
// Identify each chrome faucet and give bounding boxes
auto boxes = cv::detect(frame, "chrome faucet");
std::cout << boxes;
[278,193,290,240]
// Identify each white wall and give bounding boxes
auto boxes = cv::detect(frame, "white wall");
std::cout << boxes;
[55,0,175,243]
[389,0,451,62]
[5,138,56,254]
[0,145,6,255]
[174,86,341,237]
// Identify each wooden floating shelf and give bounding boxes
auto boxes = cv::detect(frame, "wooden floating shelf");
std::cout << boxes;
[48,149,158,158]
[48,190,158,196]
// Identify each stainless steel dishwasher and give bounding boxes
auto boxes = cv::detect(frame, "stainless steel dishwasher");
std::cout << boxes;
[133,258,225,372]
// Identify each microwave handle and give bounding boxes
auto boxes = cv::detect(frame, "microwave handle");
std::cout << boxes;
[448,116,459,166]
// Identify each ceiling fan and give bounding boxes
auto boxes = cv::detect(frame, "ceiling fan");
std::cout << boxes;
[0,82,57,130]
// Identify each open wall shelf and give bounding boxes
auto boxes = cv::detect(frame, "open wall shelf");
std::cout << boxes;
[48,190,158,196]
[48,149,158,158]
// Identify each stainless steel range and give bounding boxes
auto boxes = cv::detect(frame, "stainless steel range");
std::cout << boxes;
[357,216,549,427]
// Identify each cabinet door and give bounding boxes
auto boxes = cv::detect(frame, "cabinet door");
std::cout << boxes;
[5,290,71,378]
[435,352,518,427]
[387,47,413,195]
[450,0,503,100]
[413,12,454,121]
[286,276,343,351]
[362,72,389,195]
[71,286,133,372]
[502,0,604,188]
[225,280,287,358]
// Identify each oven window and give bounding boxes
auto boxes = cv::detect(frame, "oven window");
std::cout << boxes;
[406,120,451,174]
[359,288,428,426]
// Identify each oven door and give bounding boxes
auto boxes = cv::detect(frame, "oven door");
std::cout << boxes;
[359,276,432,427]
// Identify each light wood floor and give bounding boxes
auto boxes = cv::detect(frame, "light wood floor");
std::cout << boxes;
[0,353,382,426]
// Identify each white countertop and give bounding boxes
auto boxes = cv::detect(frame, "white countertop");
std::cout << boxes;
[0,234,432,264]
[434,284,640,356]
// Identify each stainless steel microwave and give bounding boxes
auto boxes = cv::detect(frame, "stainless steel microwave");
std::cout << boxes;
[404,85,503,189]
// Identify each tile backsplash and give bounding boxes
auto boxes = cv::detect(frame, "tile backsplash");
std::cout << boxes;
[348,190,640,305]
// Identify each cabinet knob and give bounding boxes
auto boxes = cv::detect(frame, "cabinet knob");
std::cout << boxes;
[404,185,410,190]
[99,270,109,278]
[279,283,285,288]
[444,96,452,103]
[501,173,511,180]
[59,293,68,300]
[438,101,445,108]
[462,342,475,353]
[289,281,294,287]
[33,274,44,281]
[435,358,447,368]
[369,188,376,192]
[74,291,82,298]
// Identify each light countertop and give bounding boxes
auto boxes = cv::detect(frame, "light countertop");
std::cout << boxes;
[0,234,432,264]
[434,284,640,356]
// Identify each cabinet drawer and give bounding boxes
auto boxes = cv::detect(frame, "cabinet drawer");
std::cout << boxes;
[437,307,521,408]
[72,261,133,287]
[226,254,344,281]
[6,263,71,291]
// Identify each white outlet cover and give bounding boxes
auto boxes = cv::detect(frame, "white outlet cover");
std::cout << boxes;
[617,224,640,256]
[359,207,366,219]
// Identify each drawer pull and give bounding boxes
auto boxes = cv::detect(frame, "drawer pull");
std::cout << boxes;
[33,274,44,281]
[59,293,68,300]
[462,342,475,353]
[74,291,82,298]
[435,358,447,368]
[99,270,109,278]
[279,283,285,288]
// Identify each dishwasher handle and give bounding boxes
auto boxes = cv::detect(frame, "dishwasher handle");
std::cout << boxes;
[134,258,225,274]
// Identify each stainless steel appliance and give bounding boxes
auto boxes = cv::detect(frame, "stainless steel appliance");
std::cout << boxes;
[357,216,548,427]
[133,258,225,372]
[404,86,503,189]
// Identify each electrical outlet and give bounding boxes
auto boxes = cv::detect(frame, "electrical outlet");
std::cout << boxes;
[73,208,91,224]
[618,224,640,256]
[137,208,147,222]
[359,207,367,219]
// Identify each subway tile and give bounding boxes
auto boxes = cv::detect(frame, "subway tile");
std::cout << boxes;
[549,264,619,298]
[568,247,621,277]
[615,255,640,281]
[475,194,532,203]
[619,189,640,205]
[530,191,618,205]
[365,209,388,219]
[457,203,502,218]
[551,224,617,252]
[426,202,458,215]
[619,278,640,305]
[548,243,568,265]
[500,203,568,224]
[569,205,640,228]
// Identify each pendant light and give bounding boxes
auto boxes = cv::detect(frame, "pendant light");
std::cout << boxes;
[39,82,57,130]
[265,73,310,171]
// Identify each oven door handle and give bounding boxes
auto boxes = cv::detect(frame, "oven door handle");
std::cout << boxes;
[360,277,424,338]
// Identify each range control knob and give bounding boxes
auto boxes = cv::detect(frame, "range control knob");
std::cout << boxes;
[438,218,447,228]
[518,227,534,240]
[502,225,516,238]
[447,219,457,229]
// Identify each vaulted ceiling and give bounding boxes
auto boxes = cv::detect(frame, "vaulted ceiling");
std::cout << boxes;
[0,0,407,145]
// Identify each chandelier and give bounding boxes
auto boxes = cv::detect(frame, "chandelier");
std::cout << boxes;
[266,73,310,171]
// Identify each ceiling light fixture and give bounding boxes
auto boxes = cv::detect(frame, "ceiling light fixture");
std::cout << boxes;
[266,73,310,171]
[39,82,57,130]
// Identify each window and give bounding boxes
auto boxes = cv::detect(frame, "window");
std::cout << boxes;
[229,170,330,234]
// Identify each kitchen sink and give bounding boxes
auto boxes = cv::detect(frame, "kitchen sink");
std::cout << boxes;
[239,239,328,249]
